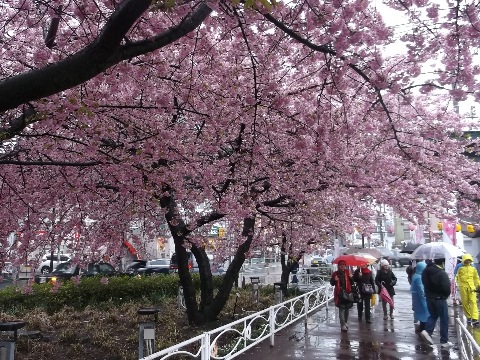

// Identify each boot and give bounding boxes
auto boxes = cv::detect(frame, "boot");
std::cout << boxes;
[358,312,362,321]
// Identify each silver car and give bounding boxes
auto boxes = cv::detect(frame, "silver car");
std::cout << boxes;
[137,258,171,275]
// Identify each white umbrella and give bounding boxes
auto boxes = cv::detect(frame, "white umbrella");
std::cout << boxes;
[344,247,382,258]
[349,252,378,264]
[410,242,466,260]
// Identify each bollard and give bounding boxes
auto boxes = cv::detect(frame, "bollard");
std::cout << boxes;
[250,277,260,303]
[138,308,159,359]
[0,321,27,360]
[273,282,283,304]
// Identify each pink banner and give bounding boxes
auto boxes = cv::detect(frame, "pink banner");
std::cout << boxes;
[442,220,457,246]
[414,225,425,244]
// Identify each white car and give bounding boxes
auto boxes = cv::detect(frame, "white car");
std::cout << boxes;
[1,262,14,278]
[37,254,72,274]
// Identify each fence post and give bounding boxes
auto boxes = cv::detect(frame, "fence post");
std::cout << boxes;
[250,277,260,303]
[178,282,185,309]
[201,333,211,360]
[273,283,283,304]
[269,307,275,346]
[304,292,309,325]
[325,285,329,311]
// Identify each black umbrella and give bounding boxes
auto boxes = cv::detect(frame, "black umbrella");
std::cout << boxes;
[399,242,421,254]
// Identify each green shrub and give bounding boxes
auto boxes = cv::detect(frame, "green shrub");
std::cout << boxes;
[0,274,202,314]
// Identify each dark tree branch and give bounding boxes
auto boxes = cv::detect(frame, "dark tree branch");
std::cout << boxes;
[0,0,212,113]
[44,6,63,49]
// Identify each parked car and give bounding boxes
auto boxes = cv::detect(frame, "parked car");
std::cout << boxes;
[123,260,147,275]
[34,261,117,284]
[137,259,171,275]
[37,253,72,274]
[170,252,194,272]
[310,256,327,267]
[375,247,400,268]
[391,249,410,267]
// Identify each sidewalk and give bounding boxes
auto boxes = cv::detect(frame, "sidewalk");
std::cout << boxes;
[239,267,461,359]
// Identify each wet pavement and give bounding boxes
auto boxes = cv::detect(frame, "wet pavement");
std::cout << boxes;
[240,267,462,360]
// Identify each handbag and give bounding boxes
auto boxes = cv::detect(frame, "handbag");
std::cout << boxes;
[362,283,374,295]
[340,288,354,303]
[351,283,361,303]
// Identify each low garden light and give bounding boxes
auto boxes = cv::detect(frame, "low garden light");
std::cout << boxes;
[437,222,443,231]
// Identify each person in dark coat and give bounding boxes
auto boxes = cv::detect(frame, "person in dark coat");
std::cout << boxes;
[420,258,453,348]
[406,260,414,285]
[330,260,354,332]
[375,259,397,320]
[353,264,375,323]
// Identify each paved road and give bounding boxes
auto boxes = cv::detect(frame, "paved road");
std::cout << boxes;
[240,267,462,360]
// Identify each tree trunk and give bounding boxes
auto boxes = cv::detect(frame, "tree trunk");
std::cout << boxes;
[279,233,303,296]
[159,186,255,325]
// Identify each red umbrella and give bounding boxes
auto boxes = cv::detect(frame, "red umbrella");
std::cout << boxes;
[332,254,369,267]
[379,285,394,308]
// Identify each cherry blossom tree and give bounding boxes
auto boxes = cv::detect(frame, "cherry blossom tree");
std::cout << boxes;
[1,0,480,324]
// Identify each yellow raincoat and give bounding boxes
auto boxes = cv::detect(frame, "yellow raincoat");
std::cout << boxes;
[456,254,480,321]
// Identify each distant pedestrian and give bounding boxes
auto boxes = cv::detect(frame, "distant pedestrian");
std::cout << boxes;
[353,264,375,323]
[330,260,354,332]
[406,261,414,285]
[454,258,463,276]
[420,258,453,349]
[375,259,397,320]
[411,261,429,333]
[454,257,464,306]
[456,254,480,326]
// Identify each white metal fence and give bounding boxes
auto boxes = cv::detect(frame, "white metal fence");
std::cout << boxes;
[455,316,480,360]
[141,284,333,360]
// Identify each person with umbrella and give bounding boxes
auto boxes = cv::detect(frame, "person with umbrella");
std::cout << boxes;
[420,258,453,348]
[330,259,354,332]
[353,264,375,323]
[455,254,480,326]
[375,259,397,320]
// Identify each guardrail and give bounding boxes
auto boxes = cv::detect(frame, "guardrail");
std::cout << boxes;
[141,284,333,360]
[455,316,480,360]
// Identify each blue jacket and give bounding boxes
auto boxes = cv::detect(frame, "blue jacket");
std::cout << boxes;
[411,261,429,323]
